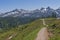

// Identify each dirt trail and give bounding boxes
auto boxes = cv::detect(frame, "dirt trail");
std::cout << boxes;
[42,19,48,27]
[35,19,49,40]
[35,27,49,40]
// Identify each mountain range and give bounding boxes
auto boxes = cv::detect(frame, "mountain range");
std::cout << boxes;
[0,7,60,18]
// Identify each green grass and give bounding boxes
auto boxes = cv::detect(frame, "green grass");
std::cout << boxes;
[11,19,44,40]
[44,18,60,40]
[0,19,44,40]
[23,26,42,40]
[1,18,59,40]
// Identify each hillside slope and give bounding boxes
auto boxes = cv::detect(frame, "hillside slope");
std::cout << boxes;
[0,18,60,40]
[0,19,44,40]
[45,18,60,40]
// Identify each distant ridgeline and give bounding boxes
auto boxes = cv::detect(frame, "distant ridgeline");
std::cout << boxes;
[0,7,60,30]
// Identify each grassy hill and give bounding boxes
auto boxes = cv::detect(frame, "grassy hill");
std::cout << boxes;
[0,19,44,40]
[0,18,60,40]
[44,18,60,40]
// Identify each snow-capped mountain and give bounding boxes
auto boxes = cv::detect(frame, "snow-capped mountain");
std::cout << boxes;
[0,9,30,17]
[0,7,60,18]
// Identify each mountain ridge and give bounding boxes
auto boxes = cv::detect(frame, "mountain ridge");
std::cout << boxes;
[0,7,60,18]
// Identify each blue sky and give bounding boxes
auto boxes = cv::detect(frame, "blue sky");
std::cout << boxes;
[0,0,60,12]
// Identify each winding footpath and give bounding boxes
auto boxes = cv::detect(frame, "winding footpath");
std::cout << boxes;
[35,19,49,40]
